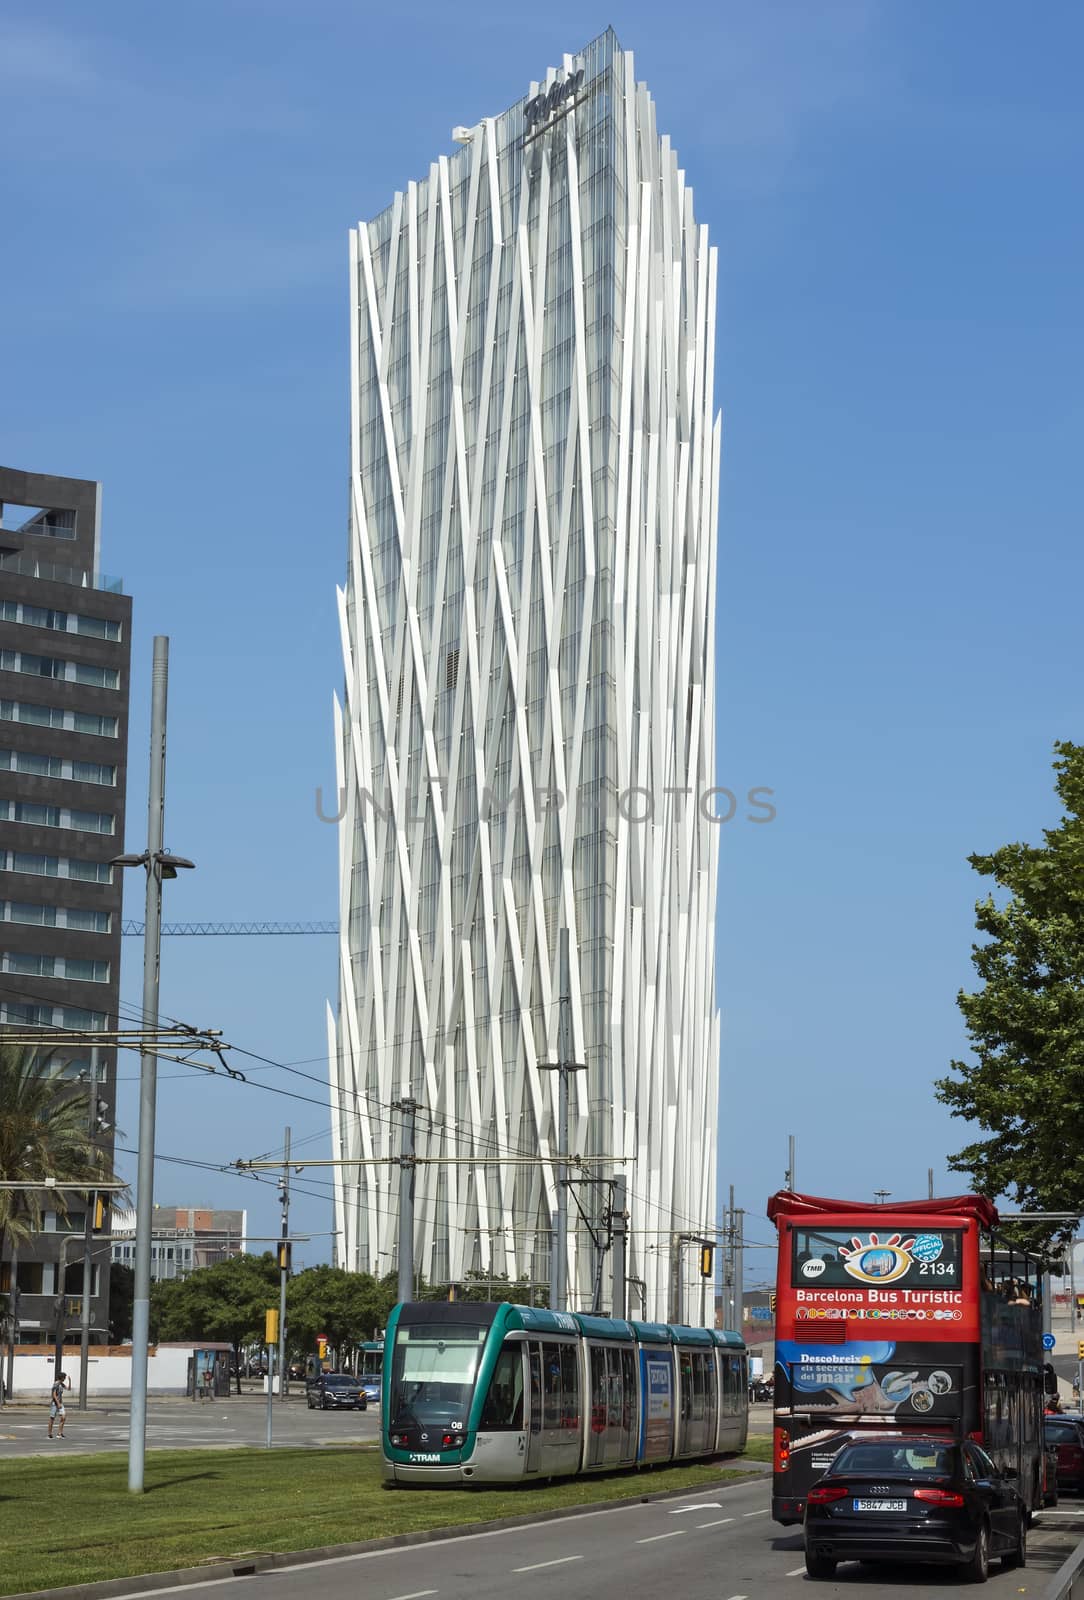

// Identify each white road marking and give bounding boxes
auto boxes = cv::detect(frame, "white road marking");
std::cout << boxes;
[513,1558,583,1573]
[387,1592,439,1600]
[743,1508,769,1517]
[786,1566,807,1577]
[670,1502,722,1513]
[723,1594,748,1599]
[697,1517,736,1527]
[637,1530,685,1544]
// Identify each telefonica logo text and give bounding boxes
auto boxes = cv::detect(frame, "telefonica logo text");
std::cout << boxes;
[316,784,775,826]
[524,68,585,130]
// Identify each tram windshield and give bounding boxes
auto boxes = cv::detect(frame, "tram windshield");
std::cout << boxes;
[389,1322,488,1430]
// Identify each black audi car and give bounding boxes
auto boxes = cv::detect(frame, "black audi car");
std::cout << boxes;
[305,1373,367,1411]
[803,1434,1026,1582]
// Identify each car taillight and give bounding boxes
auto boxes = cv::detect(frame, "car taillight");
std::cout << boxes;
[807,1485,849,1504]
[967,1430,984,1445]
[914,1488,965,1507]
[774,1426,791,1473]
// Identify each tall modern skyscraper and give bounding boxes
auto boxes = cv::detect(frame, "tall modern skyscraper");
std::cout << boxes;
[330,29,720,1321]
[0,465,131,1349]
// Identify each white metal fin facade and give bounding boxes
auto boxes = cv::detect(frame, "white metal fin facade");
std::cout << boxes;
[332,29,720,1322]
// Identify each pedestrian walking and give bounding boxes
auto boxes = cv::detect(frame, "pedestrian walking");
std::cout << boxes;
[47,1371,71,1439]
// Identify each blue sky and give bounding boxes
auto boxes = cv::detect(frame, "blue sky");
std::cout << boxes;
[2,1,1081,1282]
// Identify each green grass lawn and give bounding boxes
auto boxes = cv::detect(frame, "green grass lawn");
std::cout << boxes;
[1,1448,765,1596]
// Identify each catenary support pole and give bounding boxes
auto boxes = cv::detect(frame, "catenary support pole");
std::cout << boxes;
[128,636,169,1494]
[78,1044,101,1410]
[542,930,583,1312]
[727,1184,737,1328]
[611,1175,627,1320]
[735,1207,745,1334]
[4,1245,18,1400]
[787,1134,796,1191]
[396,1098,416,1306]
[277,1128,290,1399]
[928,1167,935,1200]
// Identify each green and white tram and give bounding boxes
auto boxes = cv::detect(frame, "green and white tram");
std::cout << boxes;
[382,1300,748,1485]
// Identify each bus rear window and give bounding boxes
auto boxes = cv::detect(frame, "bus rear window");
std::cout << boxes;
[791,1226,963,1289]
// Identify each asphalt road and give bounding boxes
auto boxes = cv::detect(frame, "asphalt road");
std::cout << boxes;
[106,1477,1084,1600]
[0,1391,382,1457]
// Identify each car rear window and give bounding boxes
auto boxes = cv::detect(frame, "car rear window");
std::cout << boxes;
[832,1442,955,1476]
[1045,1422,1081,1444]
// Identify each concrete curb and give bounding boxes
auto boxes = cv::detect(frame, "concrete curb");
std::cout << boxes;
[4,1462,771,1600]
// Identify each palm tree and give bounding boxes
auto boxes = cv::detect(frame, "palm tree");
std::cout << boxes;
[0,1040,117,1286]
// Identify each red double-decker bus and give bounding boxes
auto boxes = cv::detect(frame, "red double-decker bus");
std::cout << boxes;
[767,1190,1047,1525]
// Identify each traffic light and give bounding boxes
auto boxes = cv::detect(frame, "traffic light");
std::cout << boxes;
[277,1242,292,1272]
[1077,1340,1084,1361]
[317,1335,328,1360]
[265,1308,279,1344]
[700,1244,714,1278]
[92,1193,109,1232]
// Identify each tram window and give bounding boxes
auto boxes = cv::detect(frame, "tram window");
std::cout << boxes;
[704,1352,717,1413]
[480,1341,524,1429]
[560,1341,580,1427]
[680,1353,694,1419]
[621,1347,636,1431]
[590,1346,607,1432]
[541,1340,579,1430]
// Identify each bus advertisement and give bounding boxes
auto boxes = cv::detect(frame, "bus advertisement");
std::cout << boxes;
[767,1190,1046,1525]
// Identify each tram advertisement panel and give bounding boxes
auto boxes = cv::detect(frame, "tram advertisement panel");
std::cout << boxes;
[775,1339,965,1422]
[640,1351,673,1461]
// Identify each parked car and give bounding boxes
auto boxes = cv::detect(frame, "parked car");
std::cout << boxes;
[803,1434,1026,1582]
[306,1372,368,1411]
[1045,1417,1084,1493]
[358,1374,381,1405]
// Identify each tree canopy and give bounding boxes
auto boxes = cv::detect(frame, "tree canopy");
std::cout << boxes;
[0,1043,117,1268]
[936,740,1084,1238]
[151,1250,279,1348]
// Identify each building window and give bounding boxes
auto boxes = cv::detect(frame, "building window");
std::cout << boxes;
[0,700,119,737]
[0,800,115,834]
[0,650,119,690]
[0,1001,107,1030]
[0,601,120,640]
[0,951,110,982]
[0,750,116,785]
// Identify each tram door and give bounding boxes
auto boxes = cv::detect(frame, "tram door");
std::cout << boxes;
[526,1339,581,1477]
[587,1344,638,1468]
[527,1345,543,1473]
[676,1349,715,1457]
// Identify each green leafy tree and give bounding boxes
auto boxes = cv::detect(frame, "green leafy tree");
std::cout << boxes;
[0,1042,116,1276]
[936,740,1084,1244]
[439,1269,533,1304]
[150,1252,279,1391]
[286,1266,395,1364]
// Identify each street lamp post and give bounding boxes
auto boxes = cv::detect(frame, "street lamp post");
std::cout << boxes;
[112,637,193,1493]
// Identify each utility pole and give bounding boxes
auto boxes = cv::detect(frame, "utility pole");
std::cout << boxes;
[786,1134,796,1191]
[734,1205,745,1333]
[395,1097,417,1305]
[277,1128,290,1398]
[928,1168,935,1200]
[670,1232,684,1325]
[78,1045,104,1410]
[727,1184,737,1328]
[611,1175,627,1321]
[540,929,585,1312]
[3,1246,18,1401]
[118,637,199,1493]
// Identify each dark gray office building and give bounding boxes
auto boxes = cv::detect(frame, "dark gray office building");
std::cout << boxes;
[0,465,131,1348]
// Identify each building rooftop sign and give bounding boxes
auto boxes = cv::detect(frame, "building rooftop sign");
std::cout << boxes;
[524,68,585,131]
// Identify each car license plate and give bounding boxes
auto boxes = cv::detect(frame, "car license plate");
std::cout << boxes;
[853,1499,907,1512]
